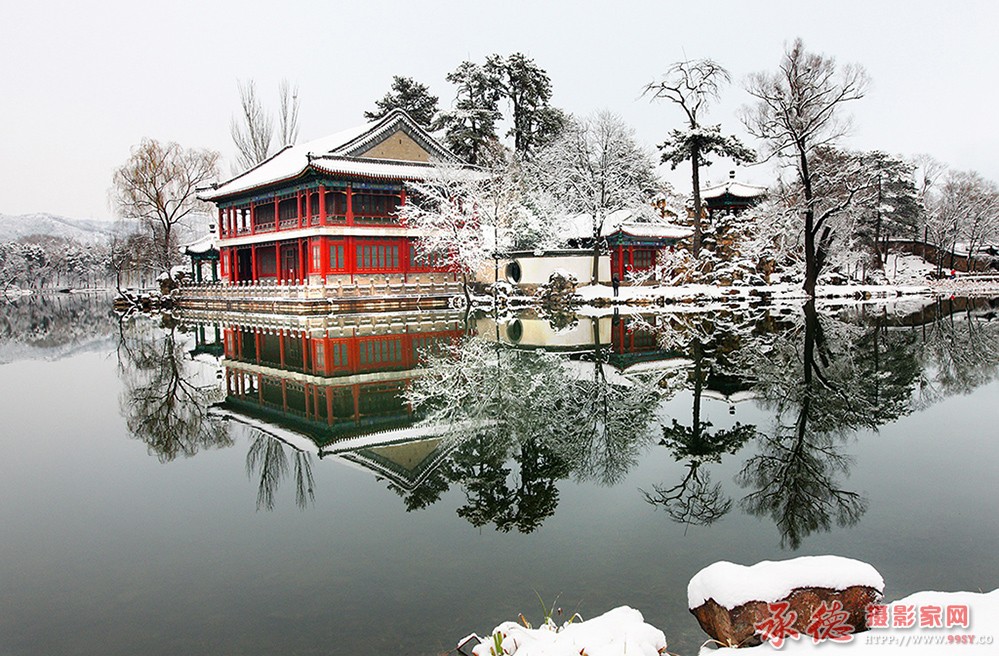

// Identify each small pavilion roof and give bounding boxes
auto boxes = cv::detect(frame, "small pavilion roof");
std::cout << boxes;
[565,209,692,241]
[180,233,218,255]
[700,179,767,200]
[201,109,460,201]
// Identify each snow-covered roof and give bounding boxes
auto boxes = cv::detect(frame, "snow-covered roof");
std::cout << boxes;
[201,109,458,201]
[180,233,217,255]
[700,179,767,200]
[565,209,692,241]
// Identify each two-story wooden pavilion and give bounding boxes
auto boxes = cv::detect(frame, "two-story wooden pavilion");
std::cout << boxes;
[201,109,459,285]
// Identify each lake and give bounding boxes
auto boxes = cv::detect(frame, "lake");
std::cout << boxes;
[1,293,997,655]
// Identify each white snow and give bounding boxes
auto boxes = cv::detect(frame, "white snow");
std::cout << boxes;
[700,180,767,200]
[883,252,937,285]
[466,606,668,656]
[688,556,884,610]
[700,589,999,655]
[563,209,692,241]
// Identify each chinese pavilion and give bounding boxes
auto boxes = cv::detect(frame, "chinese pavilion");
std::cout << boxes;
[201,109,460,285]
[700,172,767,217]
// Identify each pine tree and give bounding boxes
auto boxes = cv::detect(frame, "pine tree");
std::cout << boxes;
[436,61,503,165]
[365,75,439,127]
[486,53,566,158]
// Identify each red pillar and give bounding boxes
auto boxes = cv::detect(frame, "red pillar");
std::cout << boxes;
[319,185,327,225]
[276,243,282,283]
[250,245,257,282]
[299,239,306,284]
[274,195,280,231]
[279,331,286,368]
[306,190,312,225]
[297,190,303,229]
[345,184,354,225]
[320,236,329,284]
[249,203,256,235]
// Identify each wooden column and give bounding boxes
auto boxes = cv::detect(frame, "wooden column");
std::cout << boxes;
[320,236,329,284]
[345,184,354,225]
[305,190,312,225]
[250,203,256,235]
[299,239,306,284]
[279,331,286,368]
[275,243,282,283]
[250,245,257,282]
[319,185,327,224]
[297,191,303,229]
[274,195,280,231]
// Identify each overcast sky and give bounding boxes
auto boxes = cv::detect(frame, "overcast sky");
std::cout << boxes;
[3,0,997,220]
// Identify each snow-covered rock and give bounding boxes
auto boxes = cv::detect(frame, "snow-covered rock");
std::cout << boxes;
[700,589,999,654]
[688,557,884,647]
[463,606,668,656]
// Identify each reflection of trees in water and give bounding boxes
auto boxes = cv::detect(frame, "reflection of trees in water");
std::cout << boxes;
[245,430,315,511]
[734,301,911,549]
[0,292,116,358]
[402,330,667,532]
[116,316,231,462]
[639,316,757,527]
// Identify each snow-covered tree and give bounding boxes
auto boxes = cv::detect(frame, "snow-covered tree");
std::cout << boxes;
[397,162,490,307]
[485,52,567,159]
[436,61,503,166]
[111,138,220,271]
[531,111,658,284]
[365,75,439,127]
[742,38,869,295]
[926,170,999,271]
[645,59,755,257]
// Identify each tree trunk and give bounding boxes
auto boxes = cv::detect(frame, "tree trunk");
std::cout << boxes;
[799,148,817,297]
[690,147,703,258]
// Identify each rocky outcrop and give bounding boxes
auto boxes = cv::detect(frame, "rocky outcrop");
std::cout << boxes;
[687,556,884,648]
[691,585,882,647]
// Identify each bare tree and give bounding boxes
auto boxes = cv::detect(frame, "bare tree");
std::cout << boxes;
[927,170,999,272]
[742,39,869,296]
[646,59,755,257]
[277,78,300,147]
[111,139,220,271]
[230,80,274,171]
[532,111,657,284]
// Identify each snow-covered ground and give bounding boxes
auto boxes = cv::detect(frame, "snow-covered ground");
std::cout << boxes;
[459,590,997,656]
[701,590,999,655]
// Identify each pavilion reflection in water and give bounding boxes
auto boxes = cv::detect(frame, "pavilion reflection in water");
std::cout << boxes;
[198,310,746,493]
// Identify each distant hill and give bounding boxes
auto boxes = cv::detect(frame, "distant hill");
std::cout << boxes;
[0,212,211,245]
[0,213,117,243]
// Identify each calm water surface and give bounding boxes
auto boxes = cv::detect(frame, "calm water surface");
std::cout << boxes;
[0,294,997,655]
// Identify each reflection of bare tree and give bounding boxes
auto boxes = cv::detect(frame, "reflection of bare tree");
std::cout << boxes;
[736,301,872,549]
[245,431,315,511]
[117,316,231,462]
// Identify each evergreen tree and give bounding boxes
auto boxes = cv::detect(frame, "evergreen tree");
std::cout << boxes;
[435,61,503,165]
[365,75,439,127]
[646,59,755,258]
[486,53,567,158]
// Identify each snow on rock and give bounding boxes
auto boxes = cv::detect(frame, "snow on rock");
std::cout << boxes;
[467,606,668,656]
[688,557,884,610]
[699,589,999,655]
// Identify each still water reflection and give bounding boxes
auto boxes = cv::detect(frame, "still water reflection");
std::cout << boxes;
[1,295,997,655]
